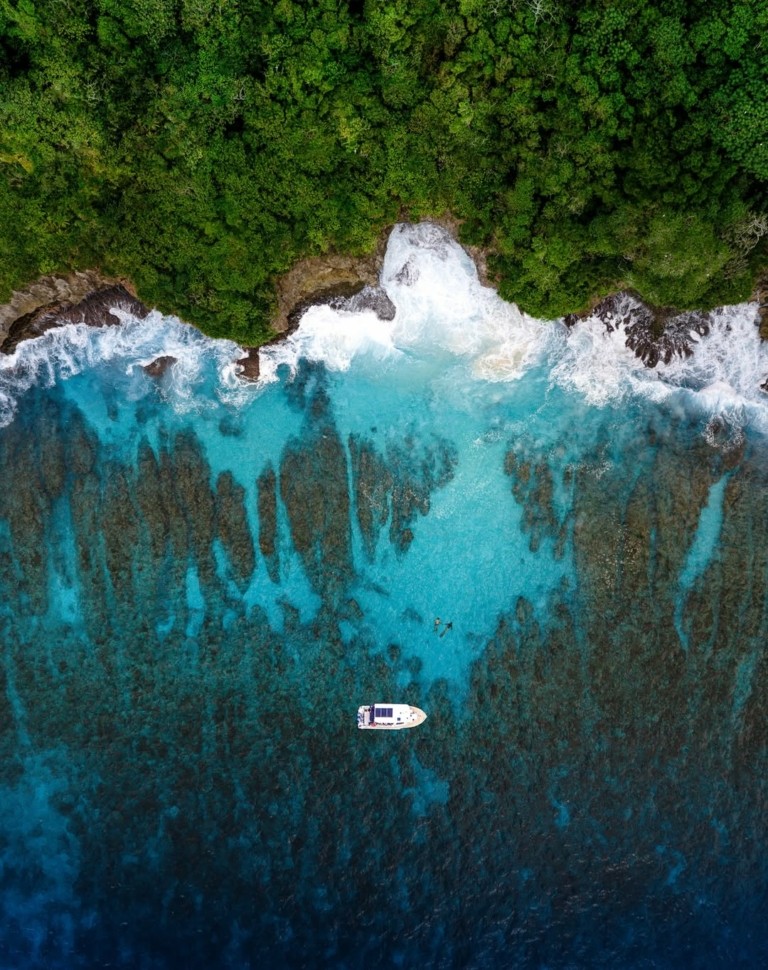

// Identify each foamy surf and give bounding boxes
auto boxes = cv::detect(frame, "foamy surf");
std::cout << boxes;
[260,222,554,383]
[262,222,768,437]
[258,304,400,384]
[0,223,767,437]
[552,300,768,435]
[0,311,249,427]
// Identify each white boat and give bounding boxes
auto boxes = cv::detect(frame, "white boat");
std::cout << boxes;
[357,703,427,730]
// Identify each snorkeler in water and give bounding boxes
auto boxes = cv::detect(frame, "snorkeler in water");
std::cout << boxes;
[439,621,453,638]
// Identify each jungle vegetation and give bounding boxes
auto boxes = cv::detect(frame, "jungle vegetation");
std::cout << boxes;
[1,0,767,342]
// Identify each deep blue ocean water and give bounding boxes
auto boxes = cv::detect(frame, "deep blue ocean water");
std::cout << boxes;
[1,225,768,968]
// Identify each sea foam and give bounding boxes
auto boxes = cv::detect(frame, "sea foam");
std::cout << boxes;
[260,223,555,384]
[1,224,767,437]
[552,299,768,434]
[0,311,247,427]
[262,223,768,438]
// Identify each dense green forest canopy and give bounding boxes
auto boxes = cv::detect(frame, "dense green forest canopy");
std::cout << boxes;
[1,0,767,342]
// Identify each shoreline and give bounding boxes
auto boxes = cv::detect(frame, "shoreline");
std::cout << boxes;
[0,271,149,353]
[1,221,766,379]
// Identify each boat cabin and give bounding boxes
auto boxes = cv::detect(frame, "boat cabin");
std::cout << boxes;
[357,702,427,730]
[360,704,408,726]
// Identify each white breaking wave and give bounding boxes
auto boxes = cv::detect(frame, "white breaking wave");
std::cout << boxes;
[262,222,768,435]
[1,223,767,435]
[551,299,768,434]
[260,222,556,383]
[258,304,400,383]
[549,313,669,408]
[0,311,249,427]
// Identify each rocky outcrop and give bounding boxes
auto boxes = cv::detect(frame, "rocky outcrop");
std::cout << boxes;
[287,282,397,327]
[236,347,260,381]
[340,285,396,320]
[272,235,391,335]
[1,269,119,339]
[143,355,177,378]
[242,269,396,382]
[0,219,496,384]
[0,275,148,354]
[565,292,713,368]
[271,215,491,334]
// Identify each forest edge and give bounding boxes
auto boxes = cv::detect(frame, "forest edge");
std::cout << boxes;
[1,218,767,385]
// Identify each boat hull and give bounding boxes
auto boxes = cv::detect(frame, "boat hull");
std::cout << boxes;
[357,704,427,730]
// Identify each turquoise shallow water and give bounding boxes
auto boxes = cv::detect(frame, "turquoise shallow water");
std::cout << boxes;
[1,225,768,968]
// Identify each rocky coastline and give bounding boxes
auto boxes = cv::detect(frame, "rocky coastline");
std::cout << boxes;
[0,272,149,352]
[563,293,716,369]
[1,222,767,389]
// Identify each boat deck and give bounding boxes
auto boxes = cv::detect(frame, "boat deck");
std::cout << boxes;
[357,704,427,730]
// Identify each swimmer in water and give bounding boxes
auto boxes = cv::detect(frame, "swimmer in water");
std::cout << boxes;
[434,617,441,632]
[440,621,453,639]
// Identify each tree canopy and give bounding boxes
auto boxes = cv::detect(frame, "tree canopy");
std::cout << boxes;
[1,0,767,341]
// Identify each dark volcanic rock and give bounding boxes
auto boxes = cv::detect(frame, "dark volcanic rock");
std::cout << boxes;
[758,309,768,341]
[66,285,148,327]
[395,259,419,286]
[342,285,396,321]
[754,273,768,340]
[1,301,70,352]
[565,292,712,368]
[237,347,260,381]
[759,305,768,341]
[1,285,149,354]
[143,356,177,378]
[287,282,366,329]
[625,308,711,368]
[284,281,397,331]
[273,228,392,333]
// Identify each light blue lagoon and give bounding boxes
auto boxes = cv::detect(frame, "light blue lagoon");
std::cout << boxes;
[1,224,767,969]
